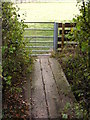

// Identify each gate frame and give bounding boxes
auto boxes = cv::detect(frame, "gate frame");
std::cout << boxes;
[24,22,55,56]
[54,22,58,52]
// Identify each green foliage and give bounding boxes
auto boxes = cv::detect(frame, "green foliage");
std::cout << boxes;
[61,1,90,119]
[64,54,90,119]
[2,2,31,88]
[2,2,32,118]
[72,0,90,67]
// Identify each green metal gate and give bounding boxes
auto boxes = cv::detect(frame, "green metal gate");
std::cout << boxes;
[24,22,58,56]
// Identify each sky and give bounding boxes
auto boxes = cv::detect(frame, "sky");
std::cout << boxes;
[12,0,77,3]
[16,2,80,22]
[13,0,88,22]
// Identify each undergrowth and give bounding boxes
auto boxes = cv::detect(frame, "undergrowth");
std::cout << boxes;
[2,2,33,119]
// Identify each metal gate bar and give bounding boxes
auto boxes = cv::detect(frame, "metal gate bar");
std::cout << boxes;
[24,22,55,56]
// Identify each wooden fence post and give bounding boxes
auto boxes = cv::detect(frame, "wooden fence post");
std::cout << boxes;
[61,24,65,49]
[54,22,58,52]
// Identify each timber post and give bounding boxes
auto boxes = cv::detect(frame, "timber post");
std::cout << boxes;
[61,23,65,49]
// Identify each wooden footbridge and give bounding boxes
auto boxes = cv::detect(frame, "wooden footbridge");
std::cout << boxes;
[24,22,78,119]
[25,57,77,119]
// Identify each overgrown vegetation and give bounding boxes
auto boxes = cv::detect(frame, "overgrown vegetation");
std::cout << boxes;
[73,0,90,68]
[2,2,32,119]
[59,1,90,119]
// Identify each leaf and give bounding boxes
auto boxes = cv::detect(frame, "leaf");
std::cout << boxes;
[62,113,68,119]
[7,76,12,80]
[81,42,88,52]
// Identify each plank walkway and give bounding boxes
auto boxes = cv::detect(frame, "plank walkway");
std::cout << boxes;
[28,57,76,119]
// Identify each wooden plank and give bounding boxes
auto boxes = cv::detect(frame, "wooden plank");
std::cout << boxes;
[65,23,76,27]
[49,58,76,116]
[41,58,61,118]
[58,23,76,28]
[49,58,76,101]
[31,59,48,118]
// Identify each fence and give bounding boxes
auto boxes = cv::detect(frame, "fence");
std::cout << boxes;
[24,22,77,56]
[57,23,77,51]
[24,22,54,56]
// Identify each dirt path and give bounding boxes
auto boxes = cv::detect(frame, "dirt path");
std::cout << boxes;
[27,57,76,119]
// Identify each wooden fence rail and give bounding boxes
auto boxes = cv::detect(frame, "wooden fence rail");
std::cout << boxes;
[57,23,76,51]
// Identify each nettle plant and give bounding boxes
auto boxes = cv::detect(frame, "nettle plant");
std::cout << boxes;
[2,2,30,90]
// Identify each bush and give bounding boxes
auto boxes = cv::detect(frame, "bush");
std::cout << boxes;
[73,0,90,67]
[64,54,90,119]
[2,2,31,90]
[61,1,90,119]
[2,2,32,118]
